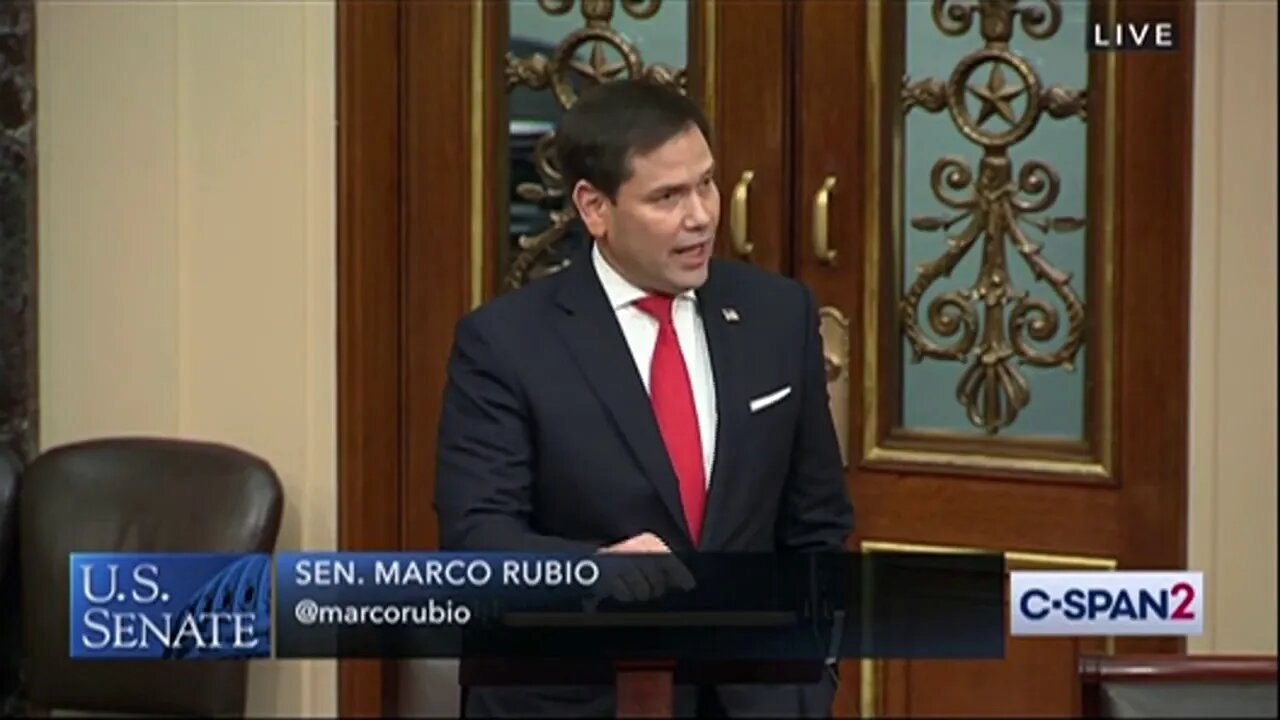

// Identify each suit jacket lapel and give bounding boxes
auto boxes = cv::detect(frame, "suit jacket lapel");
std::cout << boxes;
[550,252,692,543]
[696,263,750,550]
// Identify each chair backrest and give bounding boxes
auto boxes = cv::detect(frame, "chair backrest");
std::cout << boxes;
[0,446,21,714]
[1079,653,1278,718]
[19,437,283,717]
[0,445,17,582]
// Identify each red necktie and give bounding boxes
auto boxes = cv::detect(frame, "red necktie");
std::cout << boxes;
[634,294,707,544]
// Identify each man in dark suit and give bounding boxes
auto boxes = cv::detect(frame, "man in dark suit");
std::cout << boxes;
[435,78,853,717]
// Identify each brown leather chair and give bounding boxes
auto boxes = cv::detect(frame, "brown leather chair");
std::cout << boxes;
[0,445,21,715]
[1079,653,1278,718]
[18,437,283,717]
[0,445,16,585]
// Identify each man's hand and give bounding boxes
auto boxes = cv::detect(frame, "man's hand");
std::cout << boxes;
[589,532,696,605]
[599,532,671,554]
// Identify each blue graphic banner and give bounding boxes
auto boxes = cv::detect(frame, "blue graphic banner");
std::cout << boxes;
[69,553,272,659]
[273,551,1006,661]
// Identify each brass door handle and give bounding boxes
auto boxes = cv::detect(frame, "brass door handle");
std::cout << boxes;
[730,170,755,257]
[812,175,837,265]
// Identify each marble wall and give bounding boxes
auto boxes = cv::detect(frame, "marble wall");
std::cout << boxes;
[0,0,33,713]
[0,0,33,461]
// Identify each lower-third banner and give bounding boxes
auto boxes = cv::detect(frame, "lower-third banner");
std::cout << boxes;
[273,551,1006,661]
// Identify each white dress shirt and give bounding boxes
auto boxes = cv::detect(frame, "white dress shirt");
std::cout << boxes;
[593,244,718,486]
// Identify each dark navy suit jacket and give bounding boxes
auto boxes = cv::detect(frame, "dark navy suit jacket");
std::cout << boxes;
[435,244,854,717]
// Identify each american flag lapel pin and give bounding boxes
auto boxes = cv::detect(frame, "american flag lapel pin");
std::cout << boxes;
[722,307,740,323]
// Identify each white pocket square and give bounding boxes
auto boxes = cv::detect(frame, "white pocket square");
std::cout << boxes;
[749,386,792,413]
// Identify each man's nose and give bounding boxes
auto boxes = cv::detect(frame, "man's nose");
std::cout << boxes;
[684,193,713,229]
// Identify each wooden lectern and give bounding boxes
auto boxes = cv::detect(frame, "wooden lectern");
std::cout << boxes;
[463,593,832,716]
[616,659,824,718]
[614,661,675,718]
[461,658,824,718]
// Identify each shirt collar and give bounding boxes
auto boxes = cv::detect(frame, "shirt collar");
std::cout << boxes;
[592,242,697,312]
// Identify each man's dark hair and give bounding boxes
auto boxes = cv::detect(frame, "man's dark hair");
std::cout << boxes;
[554,79,712,201]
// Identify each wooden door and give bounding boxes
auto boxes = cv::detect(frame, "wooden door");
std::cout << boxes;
[336,0,788,715]
[788,0,1195,716]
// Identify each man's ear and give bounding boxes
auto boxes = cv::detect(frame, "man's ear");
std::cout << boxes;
[571,180,610,239]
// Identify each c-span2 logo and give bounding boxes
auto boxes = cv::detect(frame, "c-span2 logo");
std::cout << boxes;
[1010,571,1202,636]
